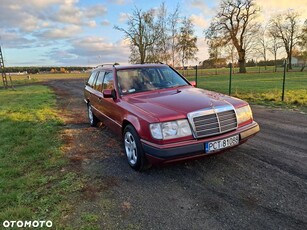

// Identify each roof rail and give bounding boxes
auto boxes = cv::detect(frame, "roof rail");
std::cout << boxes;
[133,62,165,65]
[94,63,119,68]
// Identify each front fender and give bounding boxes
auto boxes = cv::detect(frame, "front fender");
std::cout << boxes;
[123,114,152,141]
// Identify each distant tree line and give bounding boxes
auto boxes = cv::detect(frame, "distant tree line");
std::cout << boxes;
[3,66,90,74]
[199,59,286,69]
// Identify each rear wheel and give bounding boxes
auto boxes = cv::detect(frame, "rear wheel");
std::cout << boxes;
[87,104,98,127]
[123,125,149,171]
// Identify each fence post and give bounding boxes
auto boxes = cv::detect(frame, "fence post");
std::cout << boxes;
[195,65,198,87]
[282,60,287,101]
[229,63,232,95]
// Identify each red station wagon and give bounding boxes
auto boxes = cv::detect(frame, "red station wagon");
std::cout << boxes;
[84,64,260,170]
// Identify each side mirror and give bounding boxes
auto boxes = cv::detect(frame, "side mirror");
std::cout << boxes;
[103,89,117,99]
[190,81,196,87]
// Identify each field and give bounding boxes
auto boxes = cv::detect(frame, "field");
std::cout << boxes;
[2,72,88,86]
[2,66,306,110]
[0,86,86,228]
[179,67,307,109]
[1,77,306,229]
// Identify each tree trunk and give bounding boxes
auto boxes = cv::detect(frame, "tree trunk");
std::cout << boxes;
[274,53,277,72]
[288,55,292,70]
[238,49,246,73]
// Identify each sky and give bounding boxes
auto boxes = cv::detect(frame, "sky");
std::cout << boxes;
[0,0,306,67]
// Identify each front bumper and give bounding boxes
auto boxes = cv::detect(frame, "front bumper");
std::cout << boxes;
[142,121,259,164]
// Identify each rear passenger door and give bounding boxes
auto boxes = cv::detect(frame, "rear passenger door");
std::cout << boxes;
[99,71,122,131]
[90,71,105,117]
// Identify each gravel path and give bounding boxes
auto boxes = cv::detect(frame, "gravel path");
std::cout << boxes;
[48,79,307,230]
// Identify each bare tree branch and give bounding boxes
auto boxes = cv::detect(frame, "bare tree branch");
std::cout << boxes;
[205,0,260,73]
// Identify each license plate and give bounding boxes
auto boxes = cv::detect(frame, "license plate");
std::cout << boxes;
[205,135,239,153]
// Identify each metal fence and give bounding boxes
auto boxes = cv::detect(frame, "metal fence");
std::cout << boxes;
[176,62,307,106]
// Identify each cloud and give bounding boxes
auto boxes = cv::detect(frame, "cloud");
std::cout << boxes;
[38,36,130,66]
[87,20,97,28]
[52,3,107,26]
[108,0,131,5]
[118,13,130,23]
[101,20,111,26]
[0,29,35,49]
[256,0,307,19]
[8,0,64,9]
[190,14,209,29]
[66,36,130,64]
[189,0,213,16]
[0,0,108,32]
[37,25,82,39]
[196,37,209,62]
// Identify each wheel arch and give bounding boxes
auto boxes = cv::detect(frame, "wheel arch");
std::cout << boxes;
[122,115,142,137]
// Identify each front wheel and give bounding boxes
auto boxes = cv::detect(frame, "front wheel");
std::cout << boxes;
[123,125,149,171]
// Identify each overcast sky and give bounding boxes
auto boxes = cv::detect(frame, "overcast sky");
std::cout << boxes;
[0,0,306,67]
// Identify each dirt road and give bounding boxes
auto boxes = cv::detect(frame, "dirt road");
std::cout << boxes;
[48,79,307,230]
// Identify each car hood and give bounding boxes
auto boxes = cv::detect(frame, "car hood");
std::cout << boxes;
[124,86,245,122]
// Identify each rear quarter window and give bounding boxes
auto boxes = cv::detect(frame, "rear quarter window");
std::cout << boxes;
[87,71,98,87]
[94,71,105,92]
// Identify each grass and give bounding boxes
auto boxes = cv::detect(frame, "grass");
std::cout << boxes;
[0,85,88,228]
[1,73,88,86]
[183,67,307,110]
[2,67,306,109]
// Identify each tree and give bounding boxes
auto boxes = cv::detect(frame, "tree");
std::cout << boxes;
[269,11,301,70]
[177,17,198,67]
[267,30,283,72]
[298,19,307,70]
[224,44,238,67]
[299,20,307,50]
[168,3,180,67]
[255,26,269,70]
[147,3,170,63]
[208,39,223,74]
[206,0,260,73]
[114,7,158,64]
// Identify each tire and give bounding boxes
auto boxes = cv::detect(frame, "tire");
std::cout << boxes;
[123,125,149,171]
[87,104,98,127]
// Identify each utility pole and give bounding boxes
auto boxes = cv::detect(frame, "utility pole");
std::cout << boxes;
[0,46,9,88]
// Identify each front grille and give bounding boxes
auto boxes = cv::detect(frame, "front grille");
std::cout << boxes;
[192,110,237,138]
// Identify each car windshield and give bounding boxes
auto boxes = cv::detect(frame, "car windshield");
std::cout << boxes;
[117,66,189,95]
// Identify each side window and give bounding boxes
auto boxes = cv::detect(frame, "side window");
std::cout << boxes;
[94,71,105,92]
[102,72,114,90]
[87,71,98,87]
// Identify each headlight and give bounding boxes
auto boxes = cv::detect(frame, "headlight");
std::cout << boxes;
[236,105,253,125]
[150,119,192,140]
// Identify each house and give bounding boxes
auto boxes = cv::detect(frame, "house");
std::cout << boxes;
[291,56,306,66]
